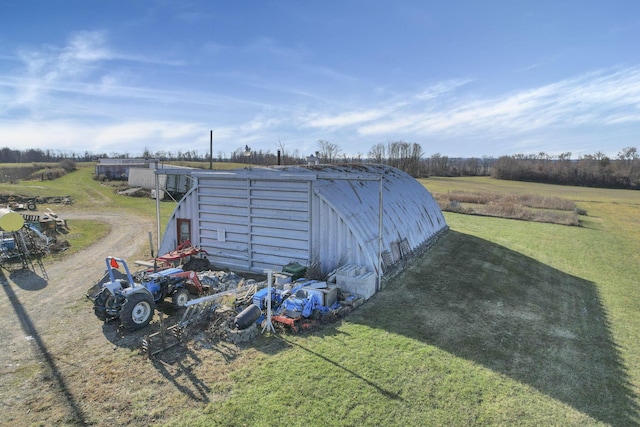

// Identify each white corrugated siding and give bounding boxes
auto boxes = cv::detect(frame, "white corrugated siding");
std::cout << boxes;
[161,172,312,272]
[246,178,310,271]
[159,165,447,276]
[310,165,446,276]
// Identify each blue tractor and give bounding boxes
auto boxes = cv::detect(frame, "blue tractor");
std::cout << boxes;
[92,257,200,330]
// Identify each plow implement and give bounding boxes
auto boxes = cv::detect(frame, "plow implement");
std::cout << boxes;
[142,283,257,358]
[141,313,183,358]
[178,283,257,328]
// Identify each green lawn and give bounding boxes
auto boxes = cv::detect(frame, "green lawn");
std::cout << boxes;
[0,163,176,257]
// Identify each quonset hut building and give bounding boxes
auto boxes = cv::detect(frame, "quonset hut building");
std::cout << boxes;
[158,164,447,288]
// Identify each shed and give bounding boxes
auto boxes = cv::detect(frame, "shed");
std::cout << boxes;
[158,164,447,281]
[95,158,148,180]
[128,164,194,199]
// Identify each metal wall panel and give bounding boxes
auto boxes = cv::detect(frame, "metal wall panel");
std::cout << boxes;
[162,173,312,272]
[246,179,310,270]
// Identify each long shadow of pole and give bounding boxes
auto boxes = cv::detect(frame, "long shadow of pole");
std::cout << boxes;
[0,269,87,425]
[279,335,403,401]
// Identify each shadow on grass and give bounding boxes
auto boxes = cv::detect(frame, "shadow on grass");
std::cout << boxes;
[351,230,638,426]
[100,306,218,404]
[0,269,87,425]
[151,347,211,403]
[98,304,188,350]
[9,268,48,291]
[276,334,404,401]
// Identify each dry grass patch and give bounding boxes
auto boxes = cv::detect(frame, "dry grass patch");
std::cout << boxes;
[433,190,582,226]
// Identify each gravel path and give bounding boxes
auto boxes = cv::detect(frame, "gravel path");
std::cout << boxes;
[0,208,156,425]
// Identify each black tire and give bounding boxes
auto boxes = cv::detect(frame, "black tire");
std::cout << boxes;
[27,201,36,211]
[172,288,190,309]
[120,292,154,330]
[93,289,119,321]
[183,257,210,272]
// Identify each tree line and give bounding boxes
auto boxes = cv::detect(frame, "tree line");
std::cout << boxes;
[2,143,638,189]
[492,148,640,189]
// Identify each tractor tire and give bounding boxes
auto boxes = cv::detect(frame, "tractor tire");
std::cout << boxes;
[183,257,210,272]
[93,289,119,321]
[120,292,154,330]
[172,288,190,309]
[27,201,36,211]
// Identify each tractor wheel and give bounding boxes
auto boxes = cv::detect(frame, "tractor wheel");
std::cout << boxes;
[120,292,154,330]
[93,289,118,321]
[172,288,190,309]
[27,201,36,211]
[183,257,210,272]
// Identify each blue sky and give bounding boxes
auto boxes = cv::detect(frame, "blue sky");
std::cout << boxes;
[1,1,640,159]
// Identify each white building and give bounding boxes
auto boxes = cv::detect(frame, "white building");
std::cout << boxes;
[158,164,447,282]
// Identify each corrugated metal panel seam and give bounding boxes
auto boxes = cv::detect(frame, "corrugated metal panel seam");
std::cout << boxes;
[312,185,380,275]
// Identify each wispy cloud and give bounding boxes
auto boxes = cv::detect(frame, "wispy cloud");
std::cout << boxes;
[414,78,474,100]
[95,120,201,144]
[0,119,203,154]
[306,109,389,128]
[6,30,184,112]
[7,30,111,109]
[303,79,472,131]
[19,30,111,82]
[306,67,640,144]
[245,36,306,60]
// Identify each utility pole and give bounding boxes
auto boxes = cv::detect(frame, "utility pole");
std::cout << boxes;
[154,159,161,258]
[209,130,213,170]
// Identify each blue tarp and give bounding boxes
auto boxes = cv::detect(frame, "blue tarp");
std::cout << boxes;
[278,291,321,318]
[302,293,321,317]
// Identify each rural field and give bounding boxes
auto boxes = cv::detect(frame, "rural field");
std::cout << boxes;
[0,164,638,426]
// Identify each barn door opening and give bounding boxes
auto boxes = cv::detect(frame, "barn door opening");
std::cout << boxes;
[177,218,191,245]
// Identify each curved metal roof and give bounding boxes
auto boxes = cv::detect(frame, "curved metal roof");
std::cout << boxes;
[302,164,447,273]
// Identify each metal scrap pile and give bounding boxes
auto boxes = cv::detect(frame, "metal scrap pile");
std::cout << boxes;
[136,259,375,358]
[197,270,247,292]
[182,267,368,345]
[0,195,73,206]
[138,263,376,361]
[0,208,70,269]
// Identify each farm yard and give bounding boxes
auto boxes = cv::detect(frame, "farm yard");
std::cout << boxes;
[0,164,638,426]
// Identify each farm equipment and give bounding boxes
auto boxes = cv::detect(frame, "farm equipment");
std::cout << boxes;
[134,239,210,271]
[92,257,207,330]
[6,198,36,211]
[0,209,49,277]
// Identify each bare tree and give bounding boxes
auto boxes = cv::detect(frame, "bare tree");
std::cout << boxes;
[386,141,423,175]
[368,143,386,163]
[427,153,449,176]
[617,146,638,174]
[317,140,340,163]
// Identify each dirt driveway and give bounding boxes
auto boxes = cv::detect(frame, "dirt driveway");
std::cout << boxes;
[0,209,179,425]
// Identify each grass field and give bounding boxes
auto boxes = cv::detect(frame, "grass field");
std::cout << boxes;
[0,163,173,259]
[2,168,639,426]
